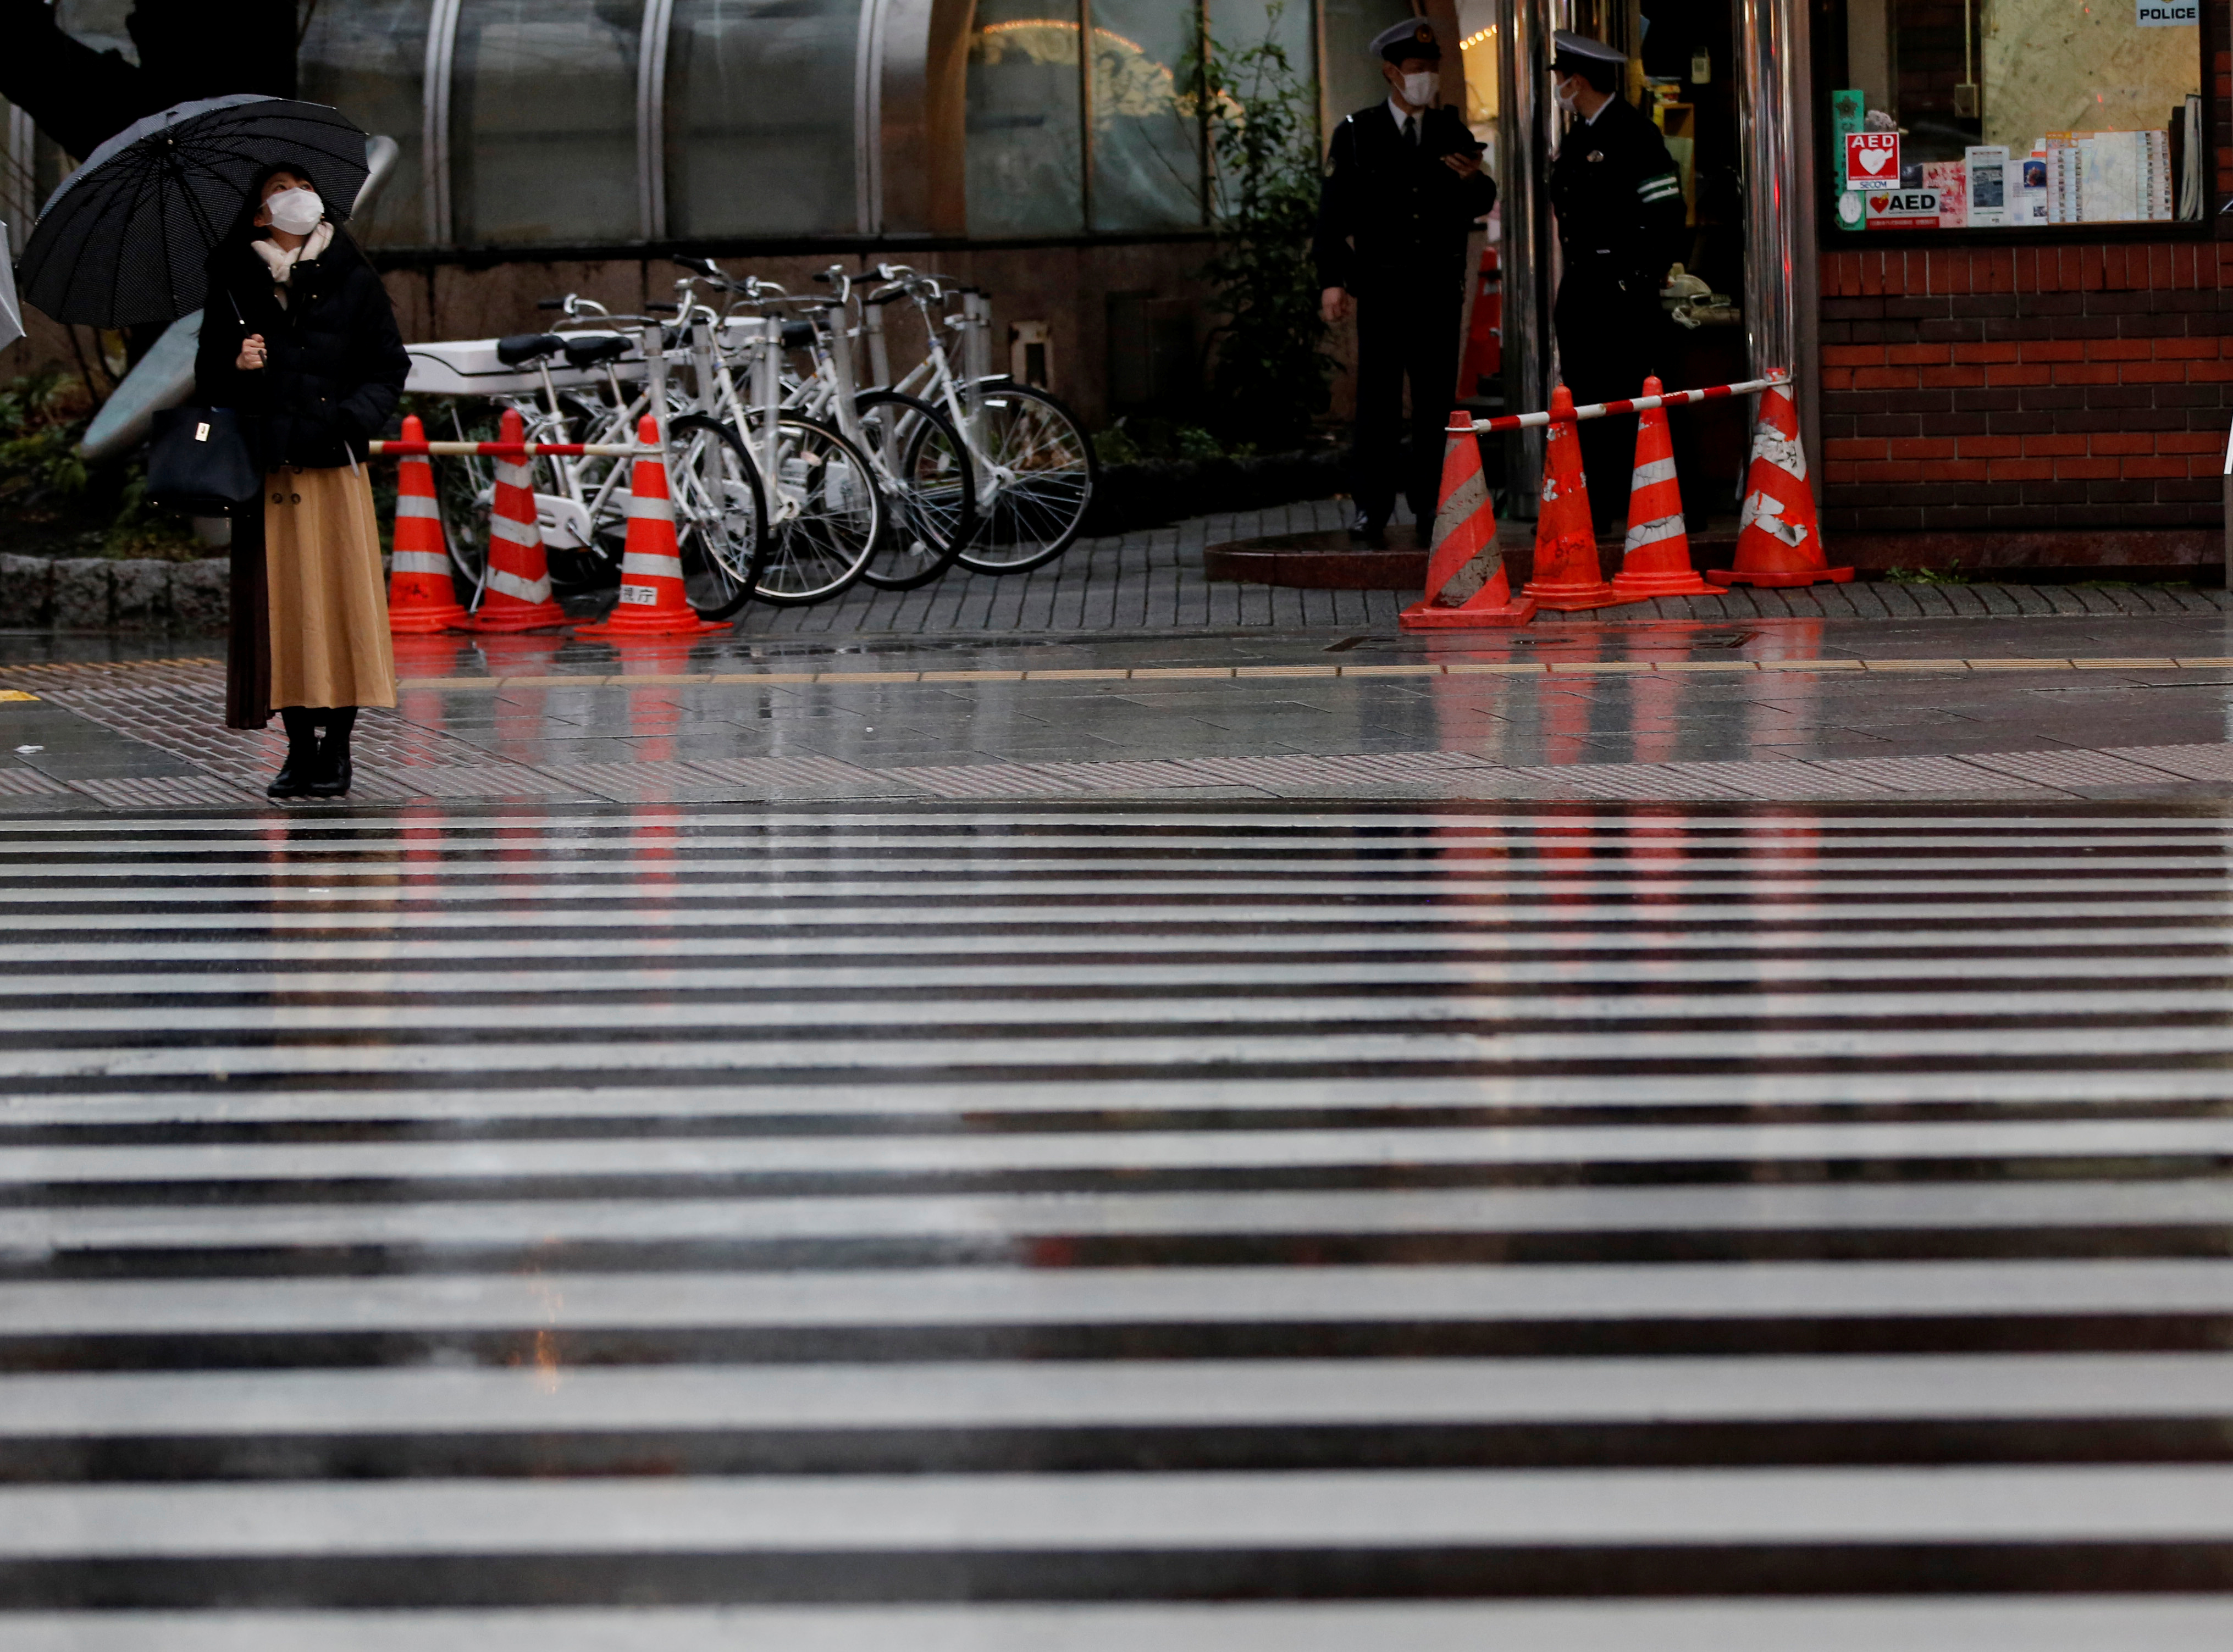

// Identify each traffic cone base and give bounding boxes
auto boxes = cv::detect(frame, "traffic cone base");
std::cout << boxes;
[1399,412,1537,630]
[1399,578,1538,628]
[1520,385,1631,611]
[1609,375,1714,601]
[387,413,468,634]
[1707,380,1853,588]
[575,415,726,639]
[465,408,569,633]
[1706,564,1856,587]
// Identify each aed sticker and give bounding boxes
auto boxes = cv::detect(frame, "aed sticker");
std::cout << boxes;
[1844,130,1900,190]
[2137,0,2197,22]
[618,584,660,606]
[1867,189,1939,228]
[1837,192,1864,225]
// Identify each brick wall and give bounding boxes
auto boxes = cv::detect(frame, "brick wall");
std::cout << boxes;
[1817,246,2230,547]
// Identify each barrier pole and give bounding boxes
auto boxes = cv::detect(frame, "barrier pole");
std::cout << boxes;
[1472,373,1790,435]
[368,441,654,458]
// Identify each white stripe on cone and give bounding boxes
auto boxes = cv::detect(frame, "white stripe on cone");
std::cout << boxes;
[625,493,675,521]
[487,567,554,604]
[489,513,540,549]
[1623,513,1687,553]
[394,495,440,519]
[390,551,451,575]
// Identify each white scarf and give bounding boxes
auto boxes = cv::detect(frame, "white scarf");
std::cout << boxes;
[249,221,334,307]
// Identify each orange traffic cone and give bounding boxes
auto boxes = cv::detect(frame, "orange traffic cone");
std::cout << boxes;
[388,413,468,635]
[1521,385,1620,610]
[1400,414,1536,629]
[1709,379,1854,587]
[464,408,567,633]
[1609,376,1714,600]
[575,416,725,639]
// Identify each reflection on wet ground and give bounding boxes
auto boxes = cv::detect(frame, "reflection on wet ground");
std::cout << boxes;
[0,803,2229,1646]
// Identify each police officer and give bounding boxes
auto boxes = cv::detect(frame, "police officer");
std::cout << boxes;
[1312,19,1497,547]
[1547,30,1688,530]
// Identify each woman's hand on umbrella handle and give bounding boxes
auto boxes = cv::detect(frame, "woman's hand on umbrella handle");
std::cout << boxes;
[236,334,267,372]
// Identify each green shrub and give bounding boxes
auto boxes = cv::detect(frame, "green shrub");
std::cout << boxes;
[1191,7,1336,453]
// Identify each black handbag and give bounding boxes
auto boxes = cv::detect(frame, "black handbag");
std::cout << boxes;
[146,406,261,515]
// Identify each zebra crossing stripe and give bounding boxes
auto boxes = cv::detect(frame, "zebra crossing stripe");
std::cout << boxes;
[1,809,2227,1633]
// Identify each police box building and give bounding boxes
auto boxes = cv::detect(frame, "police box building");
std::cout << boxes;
[1,0,2225,575]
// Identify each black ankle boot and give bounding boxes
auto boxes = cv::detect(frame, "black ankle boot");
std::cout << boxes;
[306,707,356,799]
[269,708,319,799]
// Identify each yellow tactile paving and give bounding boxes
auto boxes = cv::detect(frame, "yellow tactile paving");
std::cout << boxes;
[380,654,2233,692]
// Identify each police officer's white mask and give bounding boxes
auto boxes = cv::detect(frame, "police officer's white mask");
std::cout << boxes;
[1401,70,1439,107]
[1552,75,1580,113]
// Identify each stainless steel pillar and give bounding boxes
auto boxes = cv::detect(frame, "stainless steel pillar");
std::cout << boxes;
[1735,0,1819,492]
[1494,0,1554,515]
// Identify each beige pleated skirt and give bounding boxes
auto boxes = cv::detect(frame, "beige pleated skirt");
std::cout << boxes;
[263,465,397,710]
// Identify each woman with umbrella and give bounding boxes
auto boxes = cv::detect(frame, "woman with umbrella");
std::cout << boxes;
[193,163,408,798]
[20,94,405,800]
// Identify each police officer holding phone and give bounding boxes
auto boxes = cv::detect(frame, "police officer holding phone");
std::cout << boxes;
[1547,30,1690,530]
[1312,19,1497,547]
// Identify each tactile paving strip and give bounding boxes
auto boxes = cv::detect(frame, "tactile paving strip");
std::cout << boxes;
[353,764,579,798]
[65,775,258,809]
[0,769,70,798]
[684,756,895,791]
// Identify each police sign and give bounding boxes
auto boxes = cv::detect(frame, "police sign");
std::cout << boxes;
[2137,0,2197,22]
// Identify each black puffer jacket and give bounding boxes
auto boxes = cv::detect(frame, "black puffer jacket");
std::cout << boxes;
[193,227,410,470]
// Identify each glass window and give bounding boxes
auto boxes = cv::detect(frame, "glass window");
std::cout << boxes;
[1831,0,2203,231]
[666,0,861,239]
[299,0,432,247]
[451,0,644,246]
[966,0,1086,236]
[1088,0,1201,231]
[1318,0,1417,133]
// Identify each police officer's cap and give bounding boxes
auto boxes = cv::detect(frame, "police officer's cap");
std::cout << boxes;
[1370,20,1441,63]
[1550,30,1626,76]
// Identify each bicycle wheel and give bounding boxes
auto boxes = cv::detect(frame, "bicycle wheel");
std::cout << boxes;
[751,417,885,606]
[952,381,1097,576]
[857,389,976,591]
[666,413,770,621]
[432,402,501,602]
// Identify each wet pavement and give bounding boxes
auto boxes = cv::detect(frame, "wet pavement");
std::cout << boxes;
[1,519,2230,1645]
[3,594,2233,807]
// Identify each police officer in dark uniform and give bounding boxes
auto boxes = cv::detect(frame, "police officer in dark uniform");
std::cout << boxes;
[1312,19,1497,546]
[1547,30,1689,530]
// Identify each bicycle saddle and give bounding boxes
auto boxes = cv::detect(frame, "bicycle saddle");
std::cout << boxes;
[495,332,568,366]
[779,319,818,351]
[562,335,630,369]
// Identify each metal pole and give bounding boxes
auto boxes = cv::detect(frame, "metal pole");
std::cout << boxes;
[1496,0,1554,518]
[1735,0,1799,396]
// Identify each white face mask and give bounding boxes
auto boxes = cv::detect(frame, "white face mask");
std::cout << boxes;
[264,187,324,236]
[1554,77,1580,113]
[1400,70,1439,108]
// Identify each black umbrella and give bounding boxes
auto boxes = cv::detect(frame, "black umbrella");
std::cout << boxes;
[19,93,370,330]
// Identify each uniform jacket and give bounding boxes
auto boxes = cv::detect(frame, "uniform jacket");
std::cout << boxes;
[1549,93,1687,295]
[1312,102,1497,299]
[193,227,410,472]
